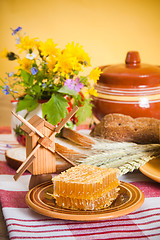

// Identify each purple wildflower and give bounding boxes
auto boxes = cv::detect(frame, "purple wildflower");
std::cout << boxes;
[74,77,84,92]
[31,67,38,75]
[2,85,10,95]
[64,78,84,92]
[8,72,14,77]
[64,79,75,90]
[6,144,12,148]
[11,27,22,36]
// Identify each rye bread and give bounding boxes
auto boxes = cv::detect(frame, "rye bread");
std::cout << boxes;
[90,113,160,144]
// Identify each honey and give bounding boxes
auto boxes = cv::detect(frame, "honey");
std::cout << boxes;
[52,164,120,210]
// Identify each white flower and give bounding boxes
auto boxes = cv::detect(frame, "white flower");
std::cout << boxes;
[26,53,36,60]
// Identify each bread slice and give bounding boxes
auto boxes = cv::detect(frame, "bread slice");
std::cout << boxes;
[52,165,120,210]
[5,146,77,173]
[5,147,26,170]
[90,113,160,144]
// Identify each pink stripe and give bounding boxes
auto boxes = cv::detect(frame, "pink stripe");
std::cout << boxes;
[0,190,28,208]
[95,234,159,240]
[6,207,160,223]
[128,213,160,220]
[8,223,160,233]
[0,145,19,149]
[76,124,91,130]
[0,161,16,174]
[7,218,160,229]
[8,236,158,240]
[0,161,29,175]
[130,207,160,215]
[131,181,160,198]
[9,232,160,239]
[0,142,19,145]
[0,150,7,153]
[0,126,11,134]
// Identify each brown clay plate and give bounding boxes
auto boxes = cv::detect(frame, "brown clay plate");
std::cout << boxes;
[26,181,144,221]
[139,158,160,183]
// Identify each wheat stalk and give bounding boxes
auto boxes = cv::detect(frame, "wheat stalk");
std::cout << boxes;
[77,139,160,175]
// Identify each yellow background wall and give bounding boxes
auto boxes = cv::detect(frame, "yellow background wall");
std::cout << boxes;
[0,0,160,126]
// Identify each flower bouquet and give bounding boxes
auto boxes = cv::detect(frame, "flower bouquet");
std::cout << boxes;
[0,27,102,143]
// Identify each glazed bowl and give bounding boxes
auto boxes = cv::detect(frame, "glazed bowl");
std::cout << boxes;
[92,51,160,120]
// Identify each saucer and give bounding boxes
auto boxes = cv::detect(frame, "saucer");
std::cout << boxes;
[26,181,144,221]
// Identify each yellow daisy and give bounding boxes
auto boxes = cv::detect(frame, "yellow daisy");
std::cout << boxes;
[17,35,37,52]
[39,39,60,57]
[89,67,102,84]
[46,55,57,71]
[65,42,91,66]
[17,57,32,72]
[85,87,98,97]
[53,52,81,76]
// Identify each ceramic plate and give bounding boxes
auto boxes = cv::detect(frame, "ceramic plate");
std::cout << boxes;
[26,181,144,221]
[139,158,160,183]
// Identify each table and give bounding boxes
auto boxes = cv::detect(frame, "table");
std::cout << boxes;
[0,127,11,240]
[0,129,160,239]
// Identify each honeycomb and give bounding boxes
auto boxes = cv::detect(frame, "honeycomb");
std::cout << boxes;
[52,164,120,210]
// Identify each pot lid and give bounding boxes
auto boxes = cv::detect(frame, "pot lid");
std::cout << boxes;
[99,51,160,88]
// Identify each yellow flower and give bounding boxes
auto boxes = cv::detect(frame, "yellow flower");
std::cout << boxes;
[35,40,42,49]
[85,87,98,97]
[46,56,57,71]
[64,42,91,66]
[17,36,37,52]
[1,48,8,58]
[39,39,60,57]
[89,67,102,84]
[17,57,32,72]
[53,52,81,76]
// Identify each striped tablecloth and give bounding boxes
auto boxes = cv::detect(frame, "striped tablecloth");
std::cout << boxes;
[0,132,160,239]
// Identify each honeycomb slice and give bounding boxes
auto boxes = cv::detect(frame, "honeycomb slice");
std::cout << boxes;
[55,185,119,210]
[52,164,120,210]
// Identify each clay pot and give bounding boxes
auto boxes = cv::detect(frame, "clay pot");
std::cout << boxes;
[92,51,160,120]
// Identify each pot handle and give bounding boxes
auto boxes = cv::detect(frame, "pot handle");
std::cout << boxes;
[125,51,141,68]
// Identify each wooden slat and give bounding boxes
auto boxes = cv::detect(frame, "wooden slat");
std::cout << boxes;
[21,115,44,135]
[14,155,36,181]
[55,106,79,133]
[55,150,76,166]
[62,127,94,147]
[55,142,86,161]
[12,112,44,138]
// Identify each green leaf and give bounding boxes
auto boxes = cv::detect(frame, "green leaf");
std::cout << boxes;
[32,84,41,94]
[35,71,44,82]
[73,70,79,75]
[21,69,34,86]
[16,95,39,112]
[79,76,88,85]
[58,85,78,97]
[75,99,92,125]
[42,93,69,125]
